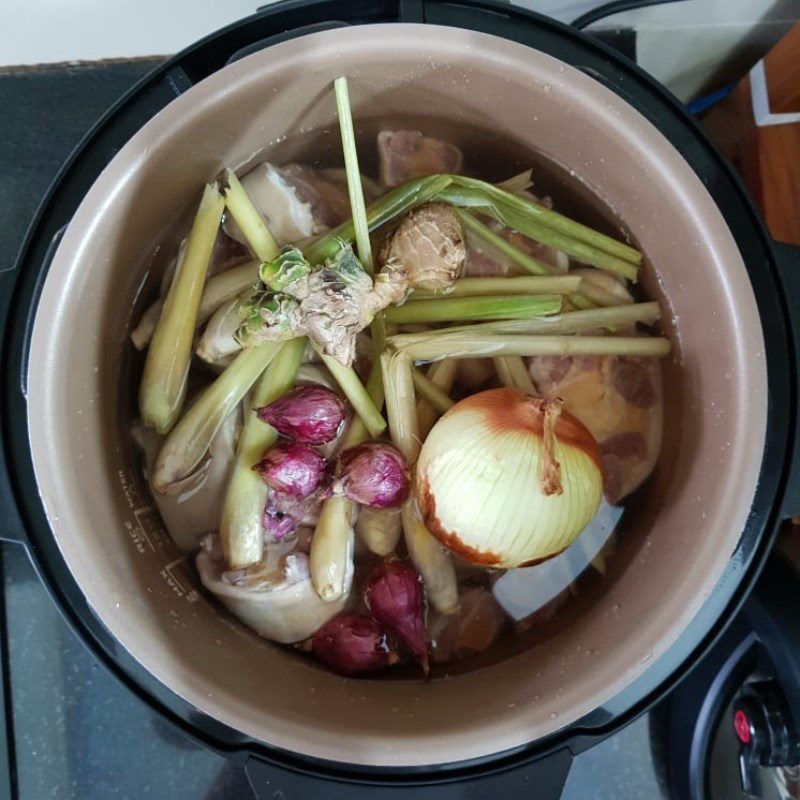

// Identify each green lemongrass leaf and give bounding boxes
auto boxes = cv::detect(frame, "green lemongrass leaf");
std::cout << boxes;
[334,77,373,274]
[401,501,458,614]
[140,182,225,433]
[304,174,452,264]
[220,338,305,569]
[454,208,551,276]
[222,168,279,262]
[383,294,562,325]
[452,174,642,266]
[495,169,533,194]
[133,261,259,352]
[380,349,458,613]
[437,184,638,281]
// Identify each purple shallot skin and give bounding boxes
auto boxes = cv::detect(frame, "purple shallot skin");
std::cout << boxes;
[364,560,429,672]
[311,615,395,675]
[261,494,298,542]
[256,386,346,444]
[336,442,409,508]
[253,441,325,498]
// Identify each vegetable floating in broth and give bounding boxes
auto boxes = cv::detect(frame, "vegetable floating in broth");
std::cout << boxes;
[130,76,670,677]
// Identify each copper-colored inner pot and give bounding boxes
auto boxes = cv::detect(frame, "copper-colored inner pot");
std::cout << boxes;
[26,25,767,767]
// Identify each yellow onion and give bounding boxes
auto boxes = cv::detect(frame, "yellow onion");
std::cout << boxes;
[415,388,602,568]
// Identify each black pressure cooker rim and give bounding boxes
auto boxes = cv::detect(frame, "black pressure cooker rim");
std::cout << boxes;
[0,0,796,787]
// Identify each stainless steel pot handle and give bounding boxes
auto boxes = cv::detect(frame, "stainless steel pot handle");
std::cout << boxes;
[245,748,572,799]
[773,242,800,520]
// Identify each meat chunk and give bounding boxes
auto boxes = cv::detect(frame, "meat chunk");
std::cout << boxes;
[223,163,349,246]
[130,409,239,552]
[377,130,463,188]
[528,346,663,503]
[462,222,567,278]
[197,537,352,643]
[428,587,507,664]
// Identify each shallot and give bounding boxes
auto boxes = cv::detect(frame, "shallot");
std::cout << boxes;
[312,615,396,675]
[335,442,409,508]
[253,442,325,498]
[256,386,346,444]
[364,560,429,671]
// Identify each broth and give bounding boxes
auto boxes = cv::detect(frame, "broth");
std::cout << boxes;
[123,115,669,680]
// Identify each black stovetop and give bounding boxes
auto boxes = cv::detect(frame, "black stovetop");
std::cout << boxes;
[0,58,663,800]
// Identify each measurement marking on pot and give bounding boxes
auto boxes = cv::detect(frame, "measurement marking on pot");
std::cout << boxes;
[133,505,165,548]
[124,520,154,554]
[160,557,200,603]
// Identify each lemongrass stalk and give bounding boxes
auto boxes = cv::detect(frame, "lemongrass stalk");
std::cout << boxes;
[417,360,457,438]
[332,75,388,445]
[413,275,580,299]
[496,169,533,193]
[219,339,304,569]
[140,183,225,433]
[381,350,458,612]
[195,293,246,363]
[340,366,385,449]
[389,302,661,349]
[310,494,355,601]
[411,367,454,414]
[304,173,452,264]
[151,342,283,493]
[222,169,279,262]
[356,506,402,557]
[380,350,420,463]
[493,355,536,394]
[334,77,372,272]
[402,502,458,614]
[575,276,634,307]
[131,301,164,351]
[399,334,671,363]
[132,261,258,351]
[383,294,562,325]
[451,175,642,266]
[314,357,386,579]
[311,342,386,438]
[437,184,639,281]
[454,208,552,276]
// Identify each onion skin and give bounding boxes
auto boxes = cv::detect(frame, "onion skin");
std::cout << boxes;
[416,388,602,568]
